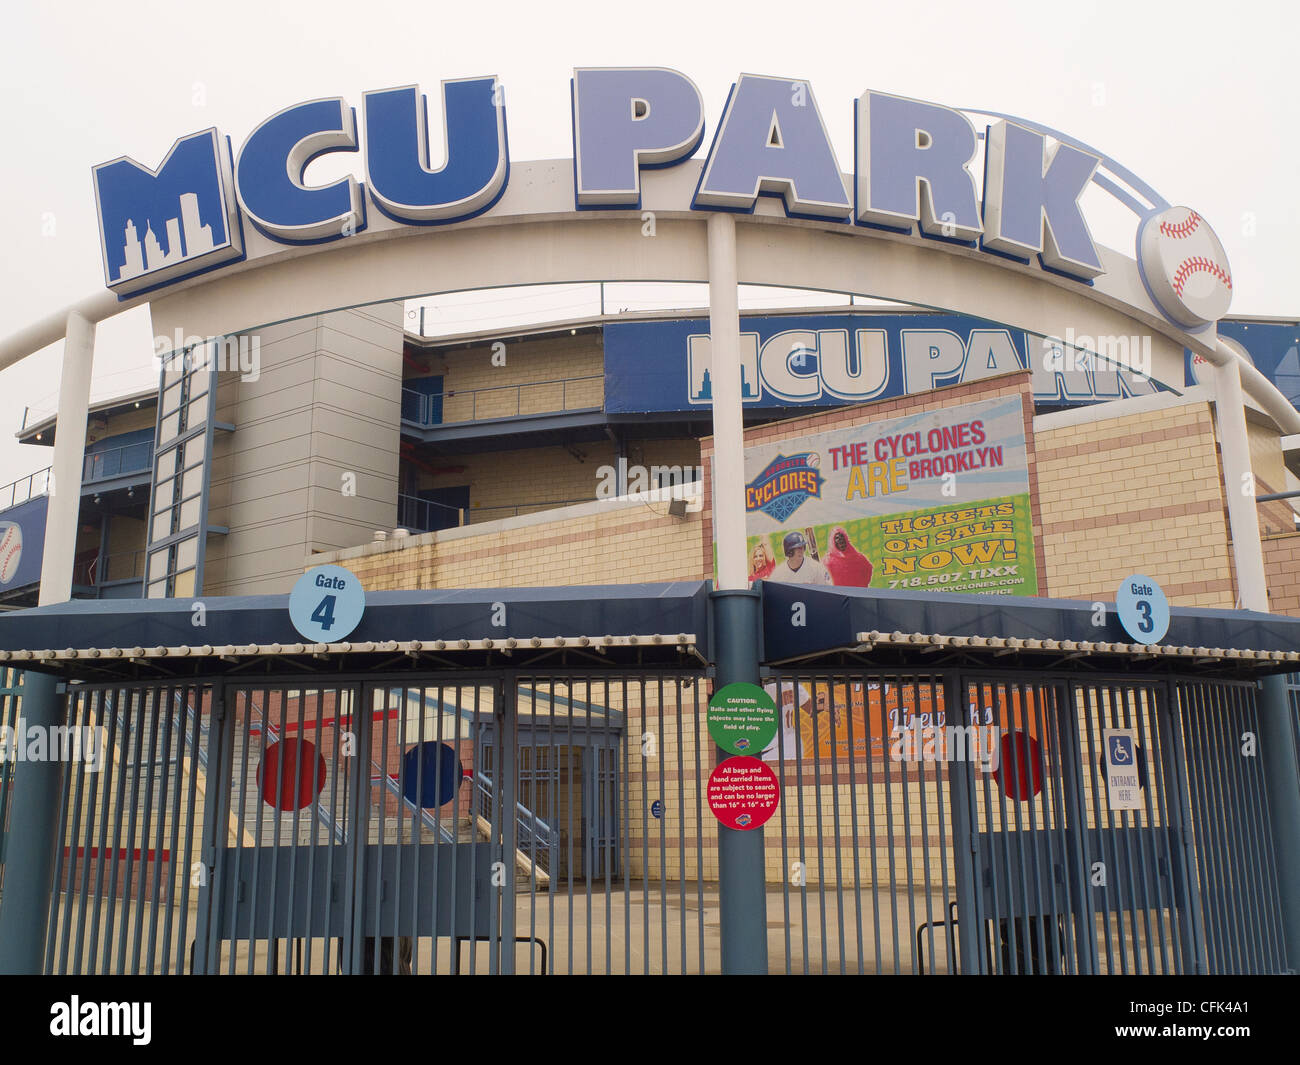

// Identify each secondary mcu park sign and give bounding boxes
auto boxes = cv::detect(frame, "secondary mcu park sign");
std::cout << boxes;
[91,69,1231,335]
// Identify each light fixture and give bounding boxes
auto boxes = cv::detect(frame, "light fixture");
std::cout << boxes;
[35,433,41,441]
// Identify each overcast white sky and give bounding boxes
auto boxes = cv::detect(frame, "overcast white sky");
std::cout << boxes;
[0,0,1295,485]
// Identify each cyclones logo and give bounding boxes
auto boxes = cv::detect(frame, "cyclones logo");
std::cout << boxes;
[745,453,823,522]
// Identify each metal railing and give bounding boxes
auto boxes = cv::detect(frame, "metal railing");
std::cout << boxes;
[401,374,603,428]
[83,548,148,586]
[83,440,153,484]
[473,770,558,869]
[396,494,465,533]
[397,495,598,533]
[0,467,52,512]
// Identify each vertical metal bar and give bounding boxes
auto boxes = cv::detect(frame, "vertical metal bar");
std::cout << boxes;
[1221,684,1268,970]
[808,676,829,972]
[43,688,76,974]
[56,689,90,974]
[1193,681,1236,972]
[468,684,484,977]
[86,689,123,973]
[845,674,866,974]
[168,686,203,973]
[1054,681,1097,975]
[621,676,630,975]
[883,678,902,973]
[896,677,919,974]
[674,677,687,974]
[1102,685,1146,974]
[866,675,884,973]
[1239,682,1288,971]
[775,677,793,974]
[691,676,705,975]
[196,683,231,975]
[111,689,148,973]
[1036,682,1074,974]
[931,676,954,975]
[72,690,107,974]
[999,681,1032,976]
[1147,682,1190,974]
[1080,684,1120,974]
[344,683,372,976]
[1204,682,1249,972]
[796,679,812,973]
[144,684,177,972]
[1238,682,1287,970]
[656,675,666,975]
[126,687,159,974]
[1171,681,1211,973]
[827,677,847,974]
[637,677,648,974]
[499,674,519,975]
[914,676,937,977]
[1130,686,1172,973]
[239,688,267,975]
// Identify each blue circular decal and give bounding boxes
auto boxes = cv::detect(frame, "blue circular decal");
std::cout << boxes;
[402,741,462,808]
[1116,575,1169,646]
[289,565,366,642]
[651,799,664,819]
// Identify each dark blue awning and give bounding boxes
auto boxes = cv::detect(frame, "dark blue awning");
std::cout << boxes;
[760,582,1300,675]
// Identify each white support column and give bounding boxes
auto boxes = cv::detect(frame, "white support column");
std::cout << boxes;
[707,213,746,591]
[38,311,95,606]
[1212,355,1269,611]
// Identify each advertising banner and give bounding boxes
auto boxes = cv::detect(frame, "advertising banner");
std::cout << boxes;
[762,678,1040,767]
[736,394,1037,597]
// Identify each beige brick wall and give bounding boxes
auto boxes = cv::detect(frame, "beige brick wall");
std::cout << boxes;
[413,436,703,525]
[1264,532,1300,616]
[325,495,706,590]
[1036,402,1235,607]
[407,332,603,423]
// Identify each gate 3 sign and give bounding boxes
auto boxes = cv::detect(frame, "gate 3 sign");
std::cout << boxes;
[739,394,1037,596]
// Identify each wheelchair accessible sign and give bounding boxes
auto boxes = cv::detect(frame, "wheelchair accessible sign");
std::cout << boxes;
[1102,728,1143,811]
[290,565,366,642]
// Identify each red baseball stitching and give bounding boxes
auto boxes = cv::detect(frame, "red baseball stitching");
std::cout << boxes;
[1159,211,1201,239]
[1172,256,1231,297]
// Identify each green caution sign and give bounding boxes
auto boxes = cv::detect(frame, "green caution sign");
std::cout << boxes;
[707,682,778,756]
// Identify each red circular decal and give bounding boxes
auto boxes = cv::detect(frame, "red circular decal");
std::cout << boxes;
[258,738,327,811]
[708,756,780,831]
[995,730,1042,801]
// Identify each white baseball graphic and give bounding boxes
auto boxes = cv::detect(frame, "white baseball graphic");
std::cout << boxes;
[0,522,22,585]
[1138,206,1233,328]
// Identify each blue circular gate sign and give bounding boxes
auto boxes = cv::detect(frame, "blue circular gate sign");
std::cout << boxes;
[1116,574,1169,645]
[290,565,366,642]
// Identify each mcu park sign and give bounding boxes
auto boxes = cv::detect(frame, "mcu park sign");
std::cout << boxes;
[92,70,1233,332]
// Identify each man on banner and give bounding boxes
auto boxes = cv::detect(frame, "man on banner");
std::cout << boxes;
[769,532,832,585]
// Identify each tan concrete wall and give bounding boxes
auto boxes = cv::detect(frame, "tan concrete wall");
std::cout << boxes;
[205,304,404,595]
[1264,531,1300,616]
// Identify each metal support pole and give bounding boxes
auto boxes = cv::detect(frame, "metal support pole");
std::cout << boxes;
[39,311,95,606]
[0,671,65,974]
[711,588,766,974]
[706,211,767,974]
[1257,673,1300,972]
[1213,356,1269,608]
[945,672,983,973]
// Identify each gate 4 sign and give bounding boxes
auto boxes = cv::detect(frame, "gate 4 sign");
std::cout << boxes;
[289,565,366,642]
[1103,728,1143,811]
[708,756,779,831]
